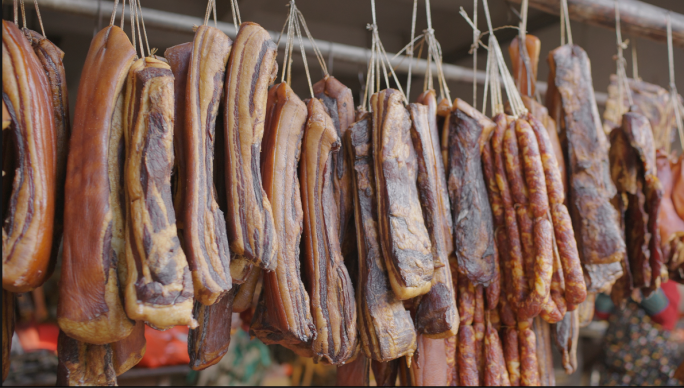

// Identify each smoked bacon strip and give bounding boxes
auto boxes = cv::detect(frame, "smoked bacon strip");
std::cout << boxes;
[408,335,449,386]
[409,101,459,338]
[183,26,232,306]
[300,98,357,364]
[546,44,625,293]
[2,20,56,293]
[347,113,416,362]
[313,76,357,272]
[59,25,135,344]
[122,57,195,329]
[224,22,279,271]
[372,89,434,300]
[24,29,70,268]
[448,99,497,286]
[251,82,315,349]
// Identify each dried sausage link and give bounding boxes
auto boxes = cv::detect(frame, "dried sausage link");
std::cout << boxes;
[457,325,479,386]
[550,204,587,305]
[515,119,549,219]
[519,327,540,386]
[502,327,520,386]
[483,141,505,226]
[517,218,554,321]
[459,273,476,325]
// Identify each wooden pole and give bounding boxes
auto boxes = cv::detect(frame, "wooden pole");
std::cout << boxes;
[508,0,684,48]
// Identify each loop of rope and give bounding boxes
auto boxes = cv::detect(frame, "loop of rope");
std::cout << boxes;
[20,0,26,29]
[420,0,451,103]
[120,0,125,29]
[230,0,242,31]
[32,0,45,36]
[560,0,573,46]
[480,0,526,117]
[363,0,408,110]
[110,0,119,26]
[614,0,634,115]
[136,0,151,57]
[406,0,418,100]
[631,38,640,81]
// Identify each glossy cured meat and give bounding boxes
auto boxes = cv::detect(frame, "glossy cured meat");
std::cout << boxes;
[371,359,400,386]
[56,331,117,386]
[121,57,195,329]
[24,29,70,269]
[2,290,14,382]
[111,320,146,375]
[448,98,497,286]
[336,354,370,386]
[657,152,684,281]
[59,25,135,344]
[313,76,357,273]
[408,335,448,386]
[553,308,579,374]
[251,82,315,349]
[164,42,192,242]
[300,98,357,364]
[371,89,434,300]
[2,20,56,292]
[347,113,416,362]
[188,288,237,370]
[509,35,541,97]
[546,44,625,293]
[184,26,233,305]
[224,22,279,271]
[409,98,459,338]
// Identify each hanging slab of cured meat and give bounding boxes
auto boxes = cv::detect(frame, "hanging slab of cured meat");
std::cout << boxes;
[546,44,626,293]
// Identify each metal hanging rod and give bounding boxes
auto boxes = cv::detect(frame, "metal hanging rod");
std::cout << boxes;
[508,0,684,48]
[17,0,609,104]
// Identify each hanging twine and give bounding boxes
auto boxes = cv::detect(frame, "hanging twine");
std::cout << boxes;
[631,38,640,81]
[667,13,684,153]
[277,1,328,98]
[362,0,408,110]
[614,0,634,114]
[560,0,573,46]
[230,0,242,31]
[517,0,535,97]
[424,0,452,103]
[406,0,418,100]
[459,4,481,108]
[136,0,151,57]
[32,0,45,36]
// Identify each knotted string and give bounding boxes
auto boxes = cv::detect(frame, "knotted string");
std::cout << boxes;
[614,0,634,115]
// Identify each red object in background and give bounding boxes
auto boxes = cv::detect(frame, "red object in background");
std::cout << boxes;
[137,325,191,368]
[15,323,59,353]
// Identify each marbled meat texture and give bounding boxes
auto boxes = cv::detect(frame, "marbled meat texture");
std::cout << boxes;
[409,102,459,338]
[224,22,279,271]
[372,89,434,300]
[122,57,195,329]
[2,21,56,293]
[448,98,497,286]
[58,25,135,345]
[313,76,357,270]
[299,98,357,365]
[56,331,117,386]
[347,113,416,362]
[183,25,232,306]
[546,44,625,292]
[251,82,315,349]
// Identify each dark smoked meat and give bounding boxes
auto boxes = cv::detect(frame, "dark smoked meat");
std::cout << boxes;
[546,44,625,293]
[56,331,117,386]
[448,98,497,286]
[251,82,315,350]
[371,89,434,300]
[409,101,459,338]
[188,288,237,370]
[347,113,417,362]
[299,98,357,364]
[2,290,14,382]
[111,320,146,375]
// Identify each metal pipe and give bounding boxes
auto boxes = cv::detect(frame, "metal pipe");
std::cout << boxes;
[508,0,684,48]
[22,0,608,104]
